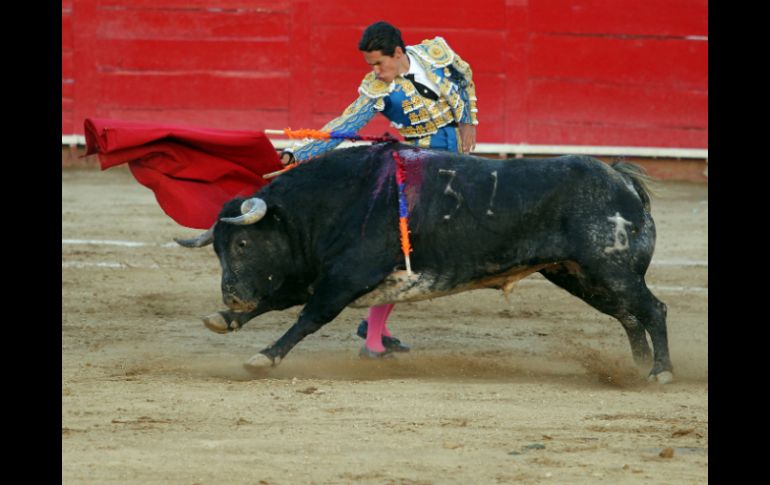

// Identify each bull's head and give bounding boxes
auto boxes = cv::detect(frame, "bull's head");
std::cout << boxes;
[176,197,296,313]
[173,198,266,248]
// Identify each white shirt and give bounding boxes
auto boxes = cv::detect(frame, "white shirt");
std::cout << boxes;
[403,53,441,96]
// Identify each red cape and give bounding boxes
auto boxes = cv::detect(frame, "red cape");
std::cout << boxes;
[84,118,282,229]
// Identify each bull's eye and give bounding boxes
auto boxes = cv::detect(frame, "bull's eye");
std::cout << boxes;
[238,240,248,248]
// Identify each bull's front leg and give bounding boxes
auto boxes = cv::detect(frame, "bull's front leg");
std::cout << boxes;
[203,291,309,334]
[243,313,331,370]
[202,309,254,334]
[202,303,272,334]
[244,267,392,370]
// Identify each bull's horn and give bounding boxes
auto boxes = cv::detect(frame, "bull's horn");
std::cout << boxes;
[174,225,215,248]
[220,198,267,225]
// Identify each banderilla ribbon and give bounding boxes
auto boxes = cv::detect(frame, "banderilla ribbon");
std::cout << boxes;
[263,130,414,272]
[392,150,413,275]
[265,128,399,143]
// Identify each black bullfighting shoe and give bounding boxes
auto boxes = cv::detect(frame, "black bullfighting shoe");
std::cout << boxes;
[356,320,411,353]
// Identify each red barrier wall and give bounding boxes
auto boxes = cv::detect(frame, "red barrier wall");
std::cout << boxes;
[62,0,707,148]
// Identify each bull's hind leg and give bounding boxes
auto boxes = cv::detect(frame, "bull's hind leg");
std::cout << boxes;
[540,263,673,383]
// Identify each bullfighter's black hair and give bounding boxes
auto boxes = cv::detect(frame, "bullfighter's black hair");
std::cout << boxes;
[358,21,405,56]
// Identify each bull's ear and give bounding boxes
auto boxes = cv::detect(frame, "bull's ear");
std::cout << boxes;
[220,197,267,225]
[174,225,215,248]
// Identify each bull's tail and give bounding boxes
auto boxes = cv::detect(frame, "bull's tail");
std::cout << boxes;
[611,160,654,211]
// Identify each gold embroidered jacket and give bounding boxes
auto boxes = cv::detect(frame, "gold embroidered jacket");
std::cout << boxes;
[288,37,478,160]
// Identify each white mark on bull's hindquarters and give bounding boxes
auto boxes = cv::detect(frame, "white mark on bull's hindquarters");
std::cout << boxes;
[438,169,463,220]
[604,212,633,253]
[486,170,498,215]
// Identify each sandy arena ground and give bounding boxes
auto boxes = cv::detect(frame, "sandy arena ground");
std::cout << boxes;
[62,165,707,484]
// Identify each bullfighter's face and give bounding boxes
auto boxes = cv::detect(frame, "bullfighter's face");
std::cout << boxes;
[363,47,407,84]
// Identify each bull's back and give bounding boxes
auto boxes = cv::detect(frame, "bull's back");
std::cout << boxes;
[271,147,649,301]
[406,154,620,269]
[354,153,651,305]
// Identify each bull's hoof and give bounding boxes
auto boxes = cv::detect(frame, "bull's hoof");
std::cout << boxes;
[202,312,231,334]
[243,352,277,371]
[648,370,674,385]
[359,346,396,359]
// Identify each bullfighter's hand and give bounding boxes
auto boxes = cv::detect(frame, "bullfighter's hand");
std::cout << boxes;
[458,123,476,154]
[280,152,294,166]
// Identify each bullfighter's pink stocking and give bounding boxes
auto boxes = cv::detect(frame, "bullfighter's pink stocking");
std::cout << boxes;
[381,303,394,337]
[365,303,395,352]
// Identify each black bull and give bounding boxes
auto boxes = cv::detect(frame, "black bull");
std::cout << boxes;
[177,143,673,383]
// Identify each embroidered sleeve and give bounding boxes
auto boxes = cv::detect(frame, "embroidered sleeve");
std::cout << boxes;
[448,46,478,125]
[287,93,379,161]
[415,37,478,126]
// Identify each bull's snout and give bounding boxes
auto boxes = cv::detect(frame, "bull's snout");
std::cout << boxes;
[222,291,257,312]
